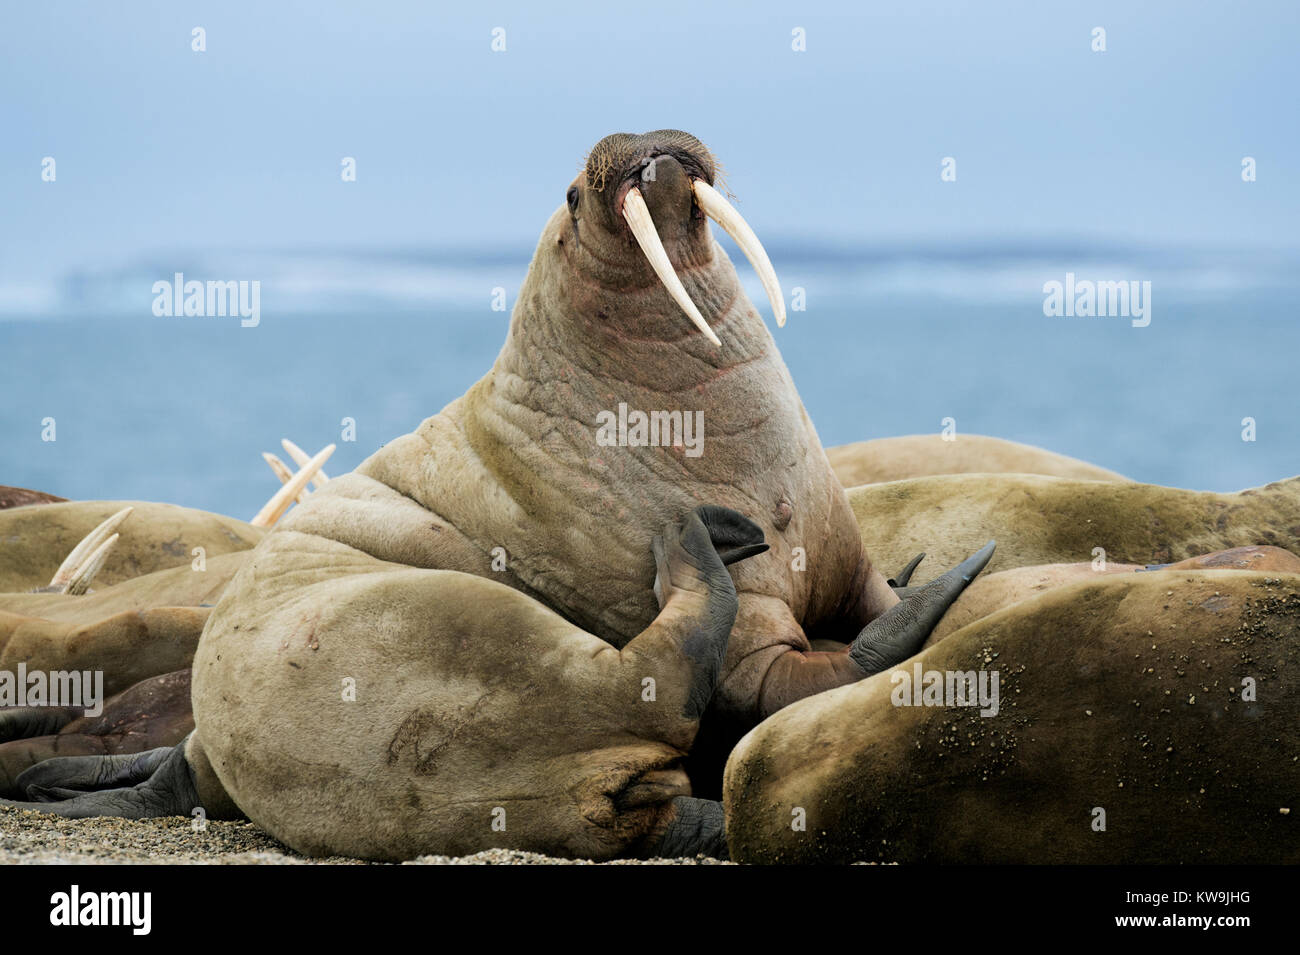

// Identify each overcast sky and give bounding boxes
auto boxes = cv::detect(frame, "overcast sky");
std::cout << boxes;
[3,0,1296,282]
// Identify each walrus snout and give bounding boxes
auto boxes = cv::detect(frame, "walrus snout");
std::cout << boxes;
[578,130,787,343]
[628,155,697,240]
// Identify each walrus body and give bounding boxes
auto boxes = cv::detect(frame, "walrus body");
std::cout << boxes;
[187,509,763,860]
[185,130,994,802]
[0,486,66,511]
[723,570,1300,864]
[9,506,768,860]
[924,545,1300,645]
[827,434,1129,487]
[0,500,261,595]
[849,473,1300,586]
[0,502,258,699]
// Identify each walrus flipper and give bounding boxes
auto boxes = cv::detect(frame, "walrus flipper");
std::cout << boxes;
[642,796,728,860]
[848,540,996,675]
[1,743,199,819]
[651,506,768,721]
[0,706,81,742]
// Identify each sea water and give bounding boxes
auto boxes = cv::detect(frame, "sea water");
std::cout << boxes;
[2,253,1297,520]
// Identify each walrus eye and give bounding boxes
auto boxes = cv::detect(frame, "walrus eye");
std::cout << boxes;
[566,186,579,214]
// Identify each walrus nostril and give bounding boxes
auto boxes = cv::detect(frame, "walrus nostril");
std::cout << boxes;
[634,155,693,223]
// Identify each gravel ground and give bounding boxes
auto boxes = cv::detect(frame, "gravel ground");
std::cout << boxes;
[0,806,730,865]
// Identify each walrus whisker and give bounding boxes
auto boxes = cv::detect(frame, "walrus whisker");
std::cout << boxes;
[250,444,335,527]
[281,438,330,487]
[262,452,309,501]
[621,187,721,347]
[64,532,119,596]
[691,179,786,327]
[47,506,134,591]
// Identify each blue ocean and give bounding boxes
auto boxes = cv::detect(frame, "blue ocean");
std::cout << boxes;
[2,241,1297,521]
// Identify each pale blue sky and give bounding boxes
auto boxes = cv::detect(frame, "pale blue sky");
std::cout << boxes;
[2,0,1297,286]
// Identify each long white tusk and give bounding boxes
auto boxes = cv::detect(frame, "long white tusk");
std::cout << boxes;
[281,438,330,487]
[621,187,721,347]
[48,506,134,590]
[691,180,786,327]
[263,452,309,502]
[64,533,119,596]
[251,444,335,527]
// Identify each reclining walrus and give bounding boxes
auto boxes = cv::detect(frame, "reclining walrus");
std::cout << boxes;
[8,506,766,860]
[723,567,1300,863]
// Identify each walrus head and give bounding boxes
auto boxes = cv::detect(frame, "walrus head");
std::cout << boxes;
[561,130,785,346]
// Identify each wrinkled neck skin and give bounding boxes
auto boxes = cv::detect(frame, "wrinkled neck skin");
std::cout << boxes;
[432,205,869,646]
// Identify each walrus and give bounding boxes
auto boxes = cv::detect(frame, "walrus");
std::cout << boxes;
[0,500,262,595]
[6,506,769,860]
[0,486,66,510]
[722,569,1300,863]
[0,445,332,708]
[920,545,1300,645]
[847,472,1300,585]
[826,434,1129,487]
[254,129,994,783]
[0,502,261,699]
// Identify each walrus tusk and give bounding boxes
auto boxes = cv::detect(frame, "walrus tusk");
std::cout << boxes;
[621,187,722,347]
[48,506,134,591]
[691,180,786,327]
[281,438,330,488]
[262,453,309,502]
[64,533,120,596]
[251,444,335,527]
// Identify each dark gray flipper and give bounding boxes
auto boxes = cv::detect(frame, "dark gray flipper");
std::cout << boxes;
[0,706,82,742]
[0,743,200,819]
[887,552,926,591]
[849,540,996,675]
[642,796,728,860]
[696,507,770,568]
[653,505,768,722]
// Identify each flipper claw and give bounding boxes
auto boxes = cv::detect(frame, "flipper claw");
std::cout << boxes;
[887,552,926,589]
[849,540,996,675]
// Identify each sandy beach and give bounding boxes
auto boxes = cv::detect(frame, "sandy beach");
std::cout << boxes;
[0,805,729,865]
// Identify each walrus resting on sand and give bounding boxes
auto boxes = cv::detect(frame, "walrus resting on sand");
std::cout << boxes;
[723,569,1300,864]
[8,507,767,860]
[827,434,1129,486]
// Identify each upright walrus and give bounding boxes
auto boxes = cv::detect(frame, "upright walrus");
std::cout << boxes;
[275,130,992,783]
[2,131,991,853]
[317,131,991,753]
